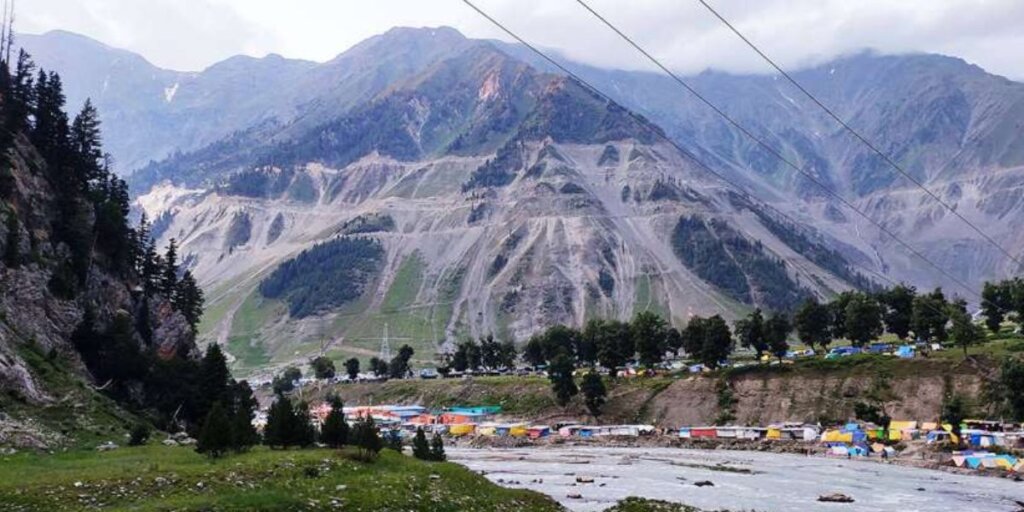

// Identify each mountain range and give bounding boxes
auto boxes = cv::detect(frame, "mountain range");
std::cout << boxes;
[18,27,1024,375]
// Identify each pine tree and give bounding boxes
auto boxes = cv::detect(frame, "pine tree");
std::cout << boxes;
[161,238,179,296]
[263,395,296,449]
[429,433,446,462]
[319,395,349,448]
[350,415,383,462]
[581,370,607,417]
[293,401,317,448]
[70,98,103,190]
[197,344,230,423]
[174,270,204,333]
[412,427,431,460]
[196,401,232,458]
[228,380,260,451]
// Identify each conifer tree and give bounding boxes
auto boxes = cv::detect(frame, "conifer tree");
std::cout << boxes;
[319,395,349,448]
[161,238,179,296]
[174,270,204,333]
[293,401,317,448]
[263,395,296,449]
[228,380,260,451]
[350,415,383,462]
[196,401,232,458]
[197,343,230,422]
[429,433,446,462]
[412,427,431,460]
[581,370,607,417]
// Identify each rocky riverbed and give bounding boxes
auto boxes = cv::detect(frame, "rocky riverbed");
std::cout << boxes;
[447,446,1024,512]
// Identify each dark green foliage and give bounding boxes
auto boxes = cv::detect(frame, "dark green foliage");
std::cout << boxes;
[632,311,667,367]
[597,269,615,296]
[222,167,297,198]
[559,182,585,194]
[670,215,810,311]
[734,309,767,358]
[598,144,620,166]
[878,284,915,340]
[263,395,315,449]
[196,402,232,458]
[794,298,831,350]
[581,370,607,417]
[224,212,252,251]
[227,380,260,452]
[344,357,360,380]
[478,335,516,370]
[948,299,983,355]
[854,402,891,433]
[487,254,508,278]
[272,366,302,395]
[388,345,415,379]
[844,293,883,346]
[998,358,1024,421]
[747,206,875,292]
[450,340,483,372]
[548,353,578,406]
[128,424,150,446]
[538,324,579,362]
[320,395,349,448]
[594,319,633,374]
[682,315,733,369]
[161,238,179,297]
[310,356,336,380]
[197,344,231,423]
[429,433,446,462]
[981,281,1012,333]
[522,336,546,368]
[383,429,403,452]
[462,138,524,191]
[940,394,969,447]
[647,180,679,201]
[259,237,384,318]
[911,288,950,342]
[765,314,791,361]
[338,213,396,235]
[350,415,383,462]
[412,427,431,460]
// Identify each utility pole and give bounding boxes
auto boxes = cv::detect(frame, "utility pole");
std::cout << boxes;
[379,323,391,361]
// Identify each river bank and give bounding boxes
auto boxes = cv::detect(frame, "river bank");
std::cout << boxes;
[447,446,1024,512]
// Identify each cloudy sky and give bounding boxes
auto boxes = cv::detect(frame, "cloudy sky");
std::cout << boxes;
[20,0,1024,79]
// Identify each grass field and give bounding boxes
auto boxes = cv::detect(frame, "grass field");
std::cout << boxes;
[0,445,561,512]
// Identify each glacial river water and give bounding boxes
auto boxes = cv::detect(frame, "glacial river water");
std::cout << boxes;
[448,447,1023,511]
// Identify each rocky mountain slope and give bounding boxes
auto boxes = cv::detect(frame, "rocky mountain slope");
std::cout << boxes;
[0,81,196,448]
[127,38,869,377]
[21,27,1024,375]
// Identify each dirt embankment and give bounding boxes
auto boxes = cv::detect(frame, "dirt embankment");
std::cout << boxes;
[316,357,990,427]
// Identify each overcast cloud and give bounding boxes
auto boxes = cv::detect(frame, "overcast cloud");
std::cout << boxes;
[19,0,1024,80]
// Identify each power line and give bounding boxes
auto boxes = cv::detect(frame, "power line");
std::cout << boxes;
[460,0,980,300]
[564,0,980,300]
[692,0,1023,273]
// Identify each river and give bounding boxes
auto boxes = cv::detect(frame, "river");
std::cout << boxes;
[448,446,1023,511]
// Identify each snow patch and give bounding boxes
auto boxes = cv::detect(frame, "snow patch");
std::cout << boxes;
[163,82,179,103]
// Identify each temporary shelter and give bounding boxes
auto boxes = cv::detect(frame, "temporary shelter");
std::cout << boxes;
[691,427,717,439]
[527,426,551,439]
[679,427,691,439]
[448,423,476,436]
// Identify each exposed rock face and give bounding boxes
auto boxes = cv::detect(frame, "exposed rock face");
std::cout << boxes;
[1,134,195,426]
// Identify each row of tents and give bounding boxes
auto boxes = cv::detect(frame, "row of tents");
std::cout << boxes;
[950,451,1024,472]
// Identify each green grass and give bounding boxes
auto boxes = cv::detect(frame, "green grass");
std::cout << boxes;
[0,446,560,512]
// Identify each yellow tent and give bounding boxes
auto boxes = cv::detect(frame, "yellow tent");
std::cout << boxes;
[920,422,938,431]
[994,458,1013,470]
[767,428,782,440]
[449,424,476,436]
[890,420,916,431]
[509,425,528,437]
[477,426,497,437]
[822,430,853,443]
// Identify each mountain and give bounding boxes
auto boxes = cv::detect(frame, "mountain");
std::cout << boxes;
[123,32,870,377]
[21,27,1024,376]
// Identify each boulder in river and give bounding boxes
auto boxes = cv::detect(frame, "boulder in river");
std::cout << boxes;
[694,480,714,487]
[818,493,855,503]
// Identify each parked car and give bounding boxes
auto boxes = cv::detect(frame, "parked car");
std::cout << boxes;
[419,368,439,379]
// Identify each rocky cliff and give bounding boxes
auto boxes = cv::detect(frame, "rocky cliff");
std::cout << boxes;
[0,122,195,447]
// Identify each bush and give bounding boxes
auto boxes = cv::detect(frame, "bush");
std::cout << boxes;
[128,424,150,446]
